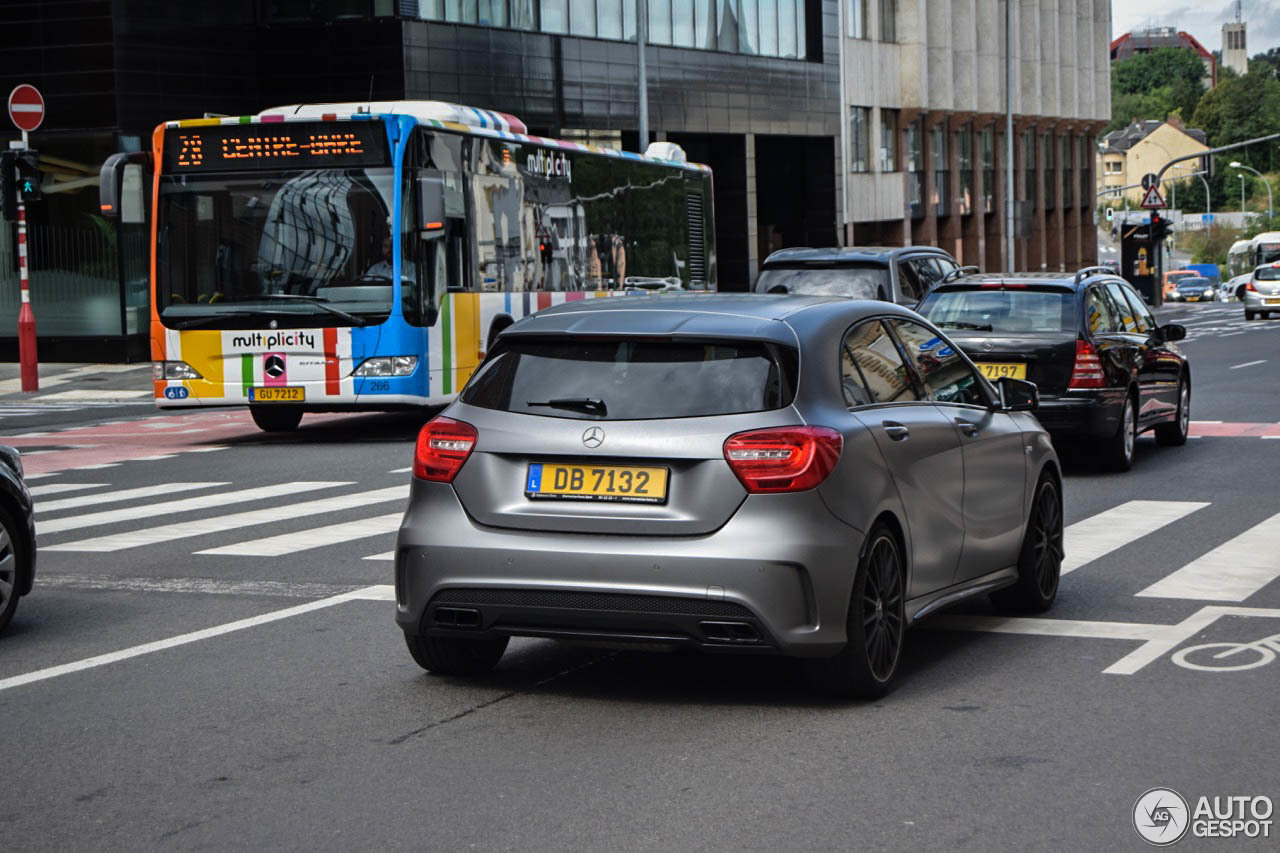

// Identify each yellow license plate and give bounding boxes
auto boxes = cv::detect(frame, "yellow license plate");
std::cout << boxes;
[526,463,669,504]
[249,386,305,402]
[976,362,1026,380]
[1266,298,1280,305]
[1186,296,1199,301]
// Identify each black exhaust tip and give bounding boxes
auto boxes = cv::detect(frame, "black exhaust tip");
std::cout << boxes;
[434,606,482,629]
[699,621,760,643]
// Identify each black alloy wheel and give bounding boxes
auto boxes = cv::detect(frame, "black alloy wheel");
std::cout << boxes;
[1155,377,1190,446]
[1104,395,1136,472]
[992,475,1063,613]
[0,508,23,633]
[807,523,905,699]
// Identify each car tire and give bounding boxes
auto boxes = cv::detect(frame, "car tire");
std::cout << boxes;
[991,474,1063,614]
[404,633,509,676]
[1103,394,1137,472]
[806,523,905,700]
[0,507,25,634]
[1245,310,1256,321]
[1154,377,1190,447]
[250,406,304,432]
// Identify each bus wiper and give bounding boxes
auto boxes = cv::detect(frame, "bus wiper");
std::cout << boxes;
[938,321,994,331]
[168,312,258,330]
[525,397,608,415]
[256,294,370,327]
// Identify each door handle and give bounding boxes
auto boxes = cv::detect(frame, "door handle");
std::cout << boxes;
[954,419,980,437]
[882,422,910,441]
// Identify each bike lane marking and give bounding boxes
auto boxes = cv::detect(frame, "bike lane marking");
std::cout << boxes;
[0,585,396,694]
[932,605,1280,675]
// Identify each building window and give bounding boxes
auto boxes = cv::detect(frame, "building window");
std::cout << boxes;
[957,125,973,215]
[848,0,867,38]
[850,107,870,173]
[879,108,898,172]
[1042,133,1054,210]
[981,126,994,214]
[1023,131,1036,209]
[906,118,924,218]
[933,125,949,216]
[878,0,896,42]
[1061,136,1073,208]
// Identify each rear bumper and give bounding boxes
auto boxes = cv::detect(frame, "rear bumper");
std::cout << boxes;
[394,479,864,657]
[1243,292,1280,311]
[1033,390,1125,439]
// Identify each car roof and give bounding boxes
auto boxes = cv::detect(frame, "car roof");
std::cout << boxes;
[929,271,1107,292]
[500,293,919,344]
[761,245,950,266]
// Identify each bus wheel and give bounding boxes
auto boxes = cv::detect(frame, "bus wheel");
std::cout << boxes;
[250,406,303,432]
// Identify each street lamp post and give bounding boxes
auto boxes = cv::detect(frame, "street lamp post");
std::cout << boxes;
[1239,174,1246,215]
[1230,160,1272,222]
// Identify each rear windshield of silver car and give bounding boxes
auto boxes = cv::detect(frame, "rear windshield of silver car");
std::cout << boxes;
[461,338,798,420]
[756,264,889,299]
[1256,266,1280,281]
[917,287,1078,333]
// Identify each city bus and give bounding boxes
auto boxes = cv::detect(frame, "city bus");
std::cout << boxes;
[1228,231,1280,277]
[100,101,715,431]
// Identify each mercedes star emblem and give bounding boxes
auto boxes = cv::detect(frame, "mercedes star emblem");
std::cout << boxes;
[264,354,286,379]
[981,338,994,352]
[582,426,605,448]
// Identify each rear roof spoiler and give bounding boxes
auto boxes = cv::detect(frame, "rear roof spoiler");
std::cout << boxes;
[1072,266,1114,286]
[939,265,980,285]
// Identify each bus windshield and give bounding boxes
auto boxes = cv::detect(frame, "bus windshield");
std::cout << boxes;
[157,167,399,329]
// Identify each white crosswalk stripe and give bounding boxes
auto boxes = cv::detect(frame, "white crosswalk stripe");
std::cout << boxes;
[44,485,409,552]
[36,482,227,513]
[1136,513,1280,602]
[1062,500,1210,574]
[197,512,404,557]
[27,482,110,497]
[36,481,346,535]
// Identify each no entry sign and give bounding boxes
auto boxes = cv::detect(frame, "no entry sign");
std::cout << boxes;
[8,84,45,133]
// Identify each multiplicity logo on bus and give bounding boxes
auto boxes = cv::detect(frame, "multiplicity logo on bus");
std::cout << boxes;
[526,149,572,181]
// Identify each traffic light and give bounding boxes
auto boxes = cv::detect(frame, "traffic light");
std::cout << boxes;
[0,152,14,220]
[1150,211,1169,240]
[14,150,41,202]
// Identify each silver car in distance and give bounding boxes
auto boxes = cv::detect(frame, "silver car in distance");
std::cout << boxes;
[394,295,1063,698]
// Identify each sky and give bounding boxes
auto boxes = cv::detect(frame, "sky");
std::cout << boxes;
[1112,0,1280,56]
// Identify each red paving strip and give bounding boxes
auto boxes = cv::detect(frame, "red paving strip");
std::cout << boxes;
[1189,422,1280,438]
[5,409,357,475]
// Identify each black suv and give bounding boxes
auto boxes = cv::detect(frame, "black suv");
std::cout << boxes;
[756,246,965,306]
[915,267,1190,471]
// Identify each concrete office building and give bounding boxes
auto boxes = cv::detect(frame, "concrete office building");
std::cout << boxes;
[840,0,1112,273]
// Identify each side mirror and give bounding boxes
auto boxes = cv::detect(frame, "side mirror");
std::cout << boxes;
[418,172,446,237]
[99,152,152,224]
[1160,323,1186,342]
[997,376,1039,412]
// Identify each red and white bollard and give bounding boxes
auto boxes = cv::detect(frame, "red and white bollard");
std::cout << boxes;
[16,201,37,391]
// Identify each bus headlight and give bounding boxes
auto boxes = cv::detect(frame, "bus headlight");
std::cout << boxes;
[353,356,418,377]
[154,361,202,380]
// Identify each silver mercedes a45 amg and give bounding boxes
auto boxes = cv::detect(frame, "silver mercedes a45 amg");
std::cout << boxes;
[394,295,1063,698]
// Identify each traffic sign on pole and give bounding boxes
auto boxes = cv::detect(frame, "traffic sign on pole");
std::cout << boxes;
[8,84,45,136]
[1141,173,1158,191]
[1140,185,1167,209]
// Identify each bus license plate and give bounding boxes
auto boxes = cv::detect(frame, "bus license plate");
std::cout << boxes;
[249,386,305,403]
[526,463,668,504]
[975,362,1026,380]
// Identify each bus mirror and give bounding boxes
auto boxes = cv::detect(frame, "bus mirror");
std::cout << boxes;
[418,173,446,236]
[99,152,151,223]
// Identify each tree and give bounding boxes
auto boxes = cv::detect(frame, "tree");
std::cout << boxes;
[1191,69,1280,171]
[1108,48,1208,135]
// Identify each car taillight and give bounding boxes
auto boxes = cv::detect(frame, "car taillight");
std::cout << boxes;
[413,416,477,482]
[723,426,843,493]
[1247,281,1258,292]
[1069,338,1106,389]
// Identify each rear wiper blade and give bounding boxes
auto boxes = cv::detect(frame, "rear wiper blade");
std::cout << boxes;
[525,397,608,415]
[938,321,994,331]
[256,293,370,327]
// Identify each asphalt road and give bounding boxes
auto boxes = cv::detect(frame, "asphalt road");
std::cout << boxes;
[2,303,1279,850]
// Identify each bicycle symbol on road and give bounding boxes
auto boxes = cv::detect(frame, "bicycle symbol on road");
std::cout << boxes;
[1172,633,1280,672]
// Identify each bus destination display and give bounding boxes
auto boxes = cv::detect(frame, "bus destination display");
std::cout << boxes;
[162,121,389,172]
